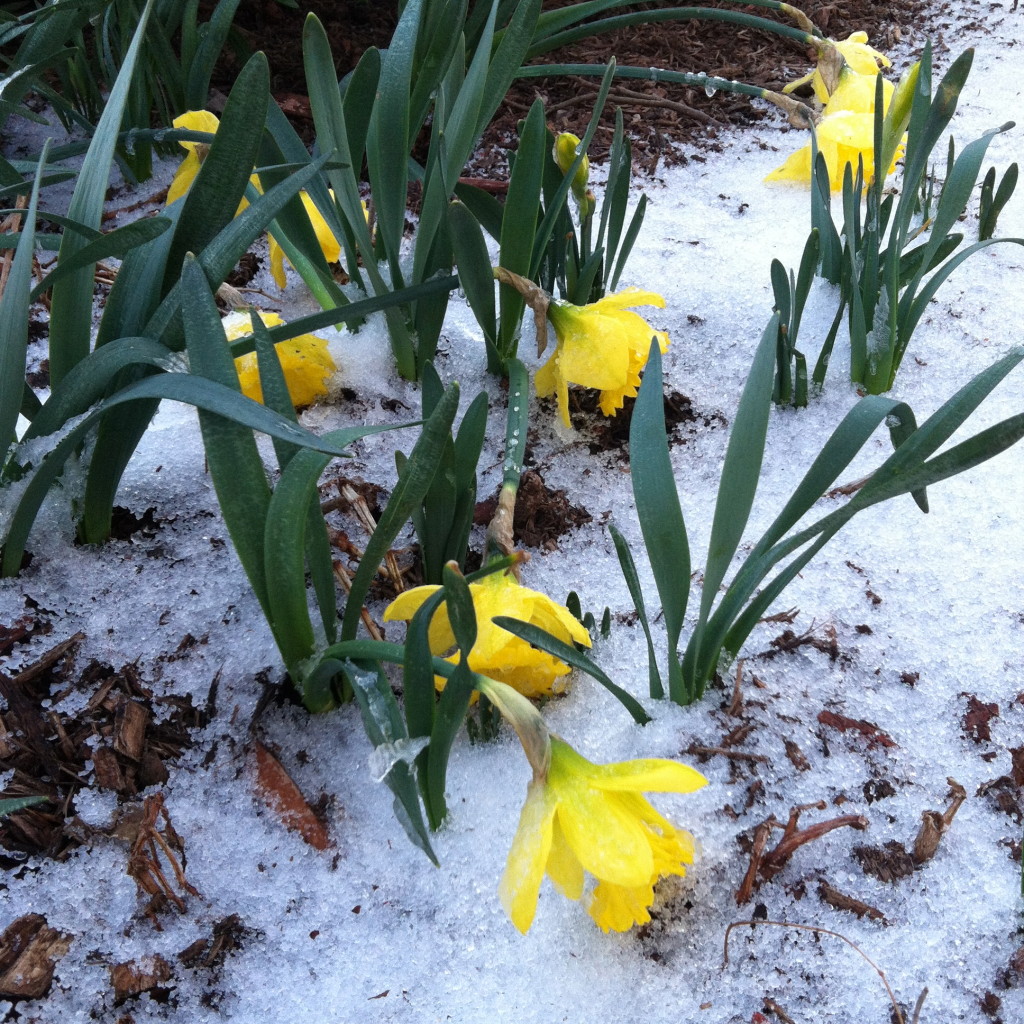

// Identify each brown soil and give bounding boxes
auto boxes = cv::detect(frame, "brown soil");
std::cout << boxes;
[219,0,926,170]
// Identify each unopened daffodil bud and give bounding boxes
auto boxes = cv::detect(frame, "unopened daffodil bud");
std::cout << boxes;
[553,132,590,204]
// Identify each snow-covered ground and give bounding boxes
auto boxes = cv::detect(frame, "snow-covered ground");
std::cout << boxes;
[2,1,1023,1021]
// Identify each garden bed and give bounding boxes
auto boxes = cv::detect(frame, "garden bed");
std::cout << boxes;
[1,1,1023,1021]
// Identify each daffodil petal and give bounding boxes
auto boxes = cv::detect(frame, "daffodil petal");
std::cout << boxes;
[590,759,709,794]
[382,586,438,621]
[553,783,654,887]
[499,781,558,933]
[268,234,287,290]
[592,287,666,312]
[765,145,814,184]
[545,814,585,900]
[303,192,342,264]
[173,109,220,152]
[167,152,201,206]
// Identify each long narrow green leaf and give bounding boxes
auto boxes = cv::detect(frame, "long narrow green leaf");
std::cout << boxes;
[529,61,615,280]
[448,199,497,349]
[0,143,48,463]
[162,52,269,292]
[185,0,242,109]
[181,255,273,617]
[345,659,438,863]
[263,444,338,672]
[698,315,778,624]
[29,217,170,302]
[609,523,663,699]
[366,0,421,279]
[47,0,154,387]
[24,336,180,442]
[496,98,546,359]
[629,342,689,701]
[424,562,479,827]
[304,15,414,376]
[493,616,650,725]
[340,382,459,639]
[478,0,541,134]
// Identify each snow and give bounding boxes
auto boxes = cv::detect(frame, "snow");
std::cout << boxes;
[2,2,1024,1022]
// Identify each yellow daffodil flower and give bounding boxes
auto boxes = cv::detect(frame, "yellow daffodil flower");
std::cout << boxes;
[536,288,669,429]
[383,569,591,699]
[784,30,891,104]
[166,111,259,215]
[267,194,370,291]
[767,70,901,190]
[499,736,707,933]
[222,310,336,408]
[267,191,343,289]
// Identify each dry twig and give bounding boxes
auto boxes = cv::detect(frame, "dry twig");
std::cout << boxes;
[723,918,906,1024]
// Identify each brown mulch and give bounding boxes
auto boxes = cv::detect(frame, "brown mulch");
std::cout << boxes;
[218,0,926,172]
[0,632,209,865]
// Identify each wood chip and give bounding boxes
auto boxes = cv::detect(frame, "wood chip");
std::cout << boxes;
[113,697,149,761]
[818,880,887,922]
[0,914,72,1000]
[253,741,332,851]
[784,739,810,772]
[817,709,898,749]
[109,954,172,1005]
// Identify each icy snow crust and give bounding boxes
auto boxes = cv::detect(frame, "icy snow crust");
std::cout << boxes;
[2,2,1023,1021]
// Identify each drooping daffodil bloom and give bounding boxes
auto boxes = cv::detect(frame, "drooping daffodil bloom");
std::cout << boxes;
[499,734,707,933]
[168,112,349,290]
[766,69,901,190]
[166,110,260,214]
[267,193,368,291]
[383,568,591,699]
[222,310,336,408]
[783,30,891,104]
[536,288,669,429]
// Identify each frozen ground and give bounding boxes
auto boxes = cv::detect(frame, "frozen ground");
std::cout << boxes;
[2,1,1023,1021]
